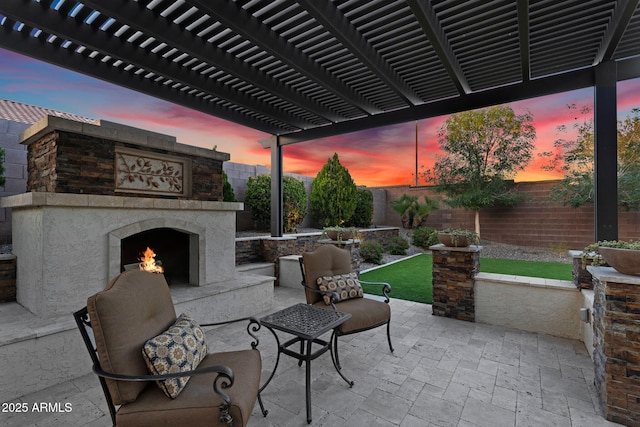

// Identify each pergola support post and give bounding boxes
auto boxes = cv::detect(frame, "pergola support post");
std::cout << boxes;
[270,137,283,237]
[593,61,618,242]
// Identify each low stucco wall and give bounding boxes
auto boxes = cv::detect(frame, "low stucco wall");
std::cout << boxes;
[475,273,585,340]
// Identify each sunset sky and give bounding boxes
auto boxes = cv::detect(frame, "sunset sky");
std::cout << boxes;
[1,48,639,187]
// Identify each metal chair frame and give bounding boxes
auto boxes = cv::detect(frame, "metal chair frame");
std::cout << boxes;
[73,307,268,426]
[298,257,394,368]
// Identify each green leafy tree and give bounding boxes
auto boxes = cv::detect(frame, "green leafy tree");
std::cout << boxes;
[423,105,536,236]
[345,188,374,228]
[540,105,640,210]
[310,153,358,227]
[244,175,307,232]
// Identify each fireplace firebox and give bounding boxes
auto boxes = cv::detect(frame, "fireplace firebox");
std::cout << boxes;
[121,228,190,285]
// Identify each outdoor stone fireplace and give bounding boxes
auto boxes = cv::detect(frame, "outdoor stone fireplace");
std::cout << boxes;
[1,116,273,318]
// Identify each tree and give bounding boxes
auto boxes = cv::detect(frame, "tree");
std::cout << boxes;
[345,188,374,228]
[310,153,358,227]
[540,105,640,210]
[423,105,536,236]
[244,175,307,232]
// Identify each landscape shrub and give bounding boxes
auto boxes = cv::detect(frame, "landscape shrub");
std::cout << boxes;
[245,175,307,232]
[412,227,439,249]
[389,236,409,255]
[390,194,438,229]
[345,188,373,228]
[360,240,383,264]
[310,153,358,227]
[222,171,236,202]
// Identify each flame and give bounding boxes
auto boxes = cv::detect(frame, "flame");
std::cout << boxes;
[139,247,164,273]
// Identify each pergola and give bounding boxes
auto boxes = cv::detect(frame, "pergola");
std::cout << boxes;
[1,0,639,238]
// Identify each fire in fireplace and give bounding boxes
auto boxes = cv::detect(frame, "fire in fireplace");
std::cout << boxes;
[121,228,190,285]
[139,247,164,273]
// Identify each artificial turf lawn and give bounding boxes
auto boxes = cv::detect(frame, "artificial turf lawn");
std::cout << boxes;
[359,253,572,304]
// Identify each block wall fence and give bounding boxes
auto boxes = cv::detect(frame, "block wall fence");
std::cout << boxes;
[378,182,640,250]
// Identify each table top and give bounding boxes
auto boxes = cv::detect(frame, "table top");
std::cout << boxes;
[260,303,351,341]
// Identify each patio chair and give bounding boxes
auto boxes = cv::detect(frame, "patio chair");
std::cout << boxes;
[299,244,394,367]
[73,269,266,427]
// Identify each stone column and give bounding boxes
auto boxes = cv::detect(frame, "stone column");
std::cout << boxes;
[430,244,481,321]
[588,266,640,426]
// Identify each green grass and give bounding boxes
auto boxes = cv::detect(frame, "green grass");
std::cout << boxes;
[360,254,433,304]
[359,254,572,305]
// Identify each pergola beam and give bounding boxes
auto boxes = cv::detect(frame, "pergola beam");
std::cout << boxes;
[298,0,422,105]
[185,0,382,117]
[80,0,342,127]
[406,0,471,95]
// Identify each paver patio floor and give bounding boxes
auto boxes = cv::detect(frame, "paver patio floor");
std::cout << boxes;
[1,287,622,427]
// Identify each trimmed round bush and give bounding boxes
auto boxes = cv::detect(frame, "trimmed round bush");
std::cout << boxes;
[310,153,358,227]
[412,227,438,249]
[389,236,409,255]
[245,175,307,232]
[345,188,373,228]
[359,240,383,264]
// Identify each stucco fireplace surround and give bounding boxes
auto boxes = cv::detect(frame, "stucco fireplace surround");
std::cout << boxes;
[1,116,274,319]
[0,116,275,403]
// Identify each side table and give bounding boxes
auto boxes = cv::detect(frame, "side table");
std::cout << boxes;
[260,303,353,423]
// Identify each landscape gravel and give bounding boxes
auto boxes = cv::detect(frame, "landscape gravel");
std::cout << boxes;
[360,228,573,271]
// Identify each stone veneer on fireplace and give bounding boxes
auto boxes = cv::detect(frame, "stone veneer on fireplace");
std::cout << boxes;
[1,116,274,319]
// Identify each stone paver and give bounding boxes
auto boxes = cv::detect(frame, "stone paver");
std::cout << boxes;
[0,287,623,427]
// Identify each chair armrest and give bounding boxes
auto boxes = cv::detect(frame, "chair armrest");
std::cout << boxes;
[200,317,262,350]
[359,280,392,303]
[92,363,235,408]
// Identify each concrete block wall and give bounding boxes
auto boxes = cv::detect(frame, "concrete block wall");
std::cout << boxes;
[0,119,28,245]
[379,182,640,249]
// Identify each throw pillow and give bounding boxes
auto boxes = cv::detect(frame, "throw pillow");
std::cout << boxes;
[316,272,363,305]
[142,313,208,398]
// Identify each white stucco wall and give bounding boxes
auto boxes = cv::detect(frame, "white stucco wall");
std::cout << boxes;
[2,192,243,317]
[475,273,584,340]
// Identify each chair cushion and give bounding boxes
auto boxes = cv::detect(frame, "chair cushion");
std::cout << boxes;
[316,272,363,305]
[313,297,390,334]
[87,270,177,405]
[116,349,262,427]
[142,314,208,398]
[302,245,352,304]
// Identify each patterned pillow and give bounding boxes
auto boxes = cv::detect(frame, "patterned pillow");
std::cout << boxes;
[142,314,208,398]
[316,272,363,305]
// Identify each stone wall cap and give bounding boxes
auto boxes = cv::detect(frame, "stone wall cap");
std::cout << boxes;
[430,243,483,252]
[587,265,640,285]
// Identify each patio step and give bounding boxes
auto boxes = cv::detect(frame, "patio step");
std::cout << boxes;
[237,262,275,278]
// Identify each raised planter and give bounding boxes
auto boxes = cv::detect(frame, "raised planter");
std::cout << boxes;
[326,229,354,241]
[598,247,640,276]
